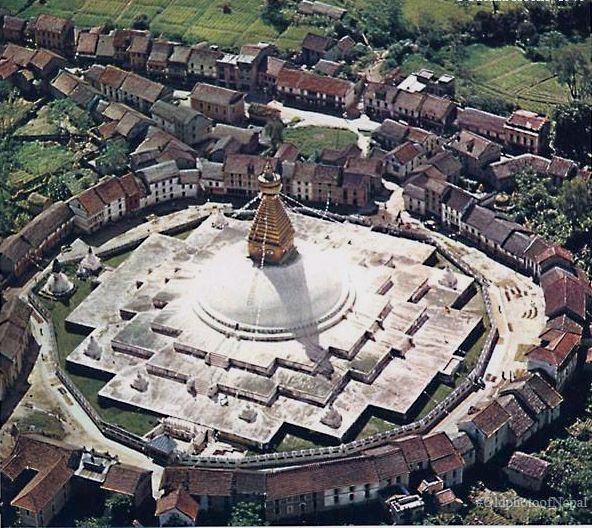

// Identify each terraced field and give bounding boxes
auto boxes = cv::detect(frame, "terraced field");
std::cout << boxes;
[8,0,485,49]
[404,44,572,115]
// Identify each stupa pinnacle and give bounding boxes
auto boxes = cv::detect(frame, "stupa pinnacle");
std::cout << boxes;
[247,161,296,265]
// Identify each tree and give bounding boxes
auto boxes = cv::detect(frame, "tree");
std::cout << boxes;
[162,512,189,527]
[558,175,592,233]
[265,119,284,150]
[553,102,592,165]
[74,517,110,528]
[132,13,150,30]
[551,45,592,100]
[362,0,405,48]
[105,494,134,526]
[46,174,72,201]
[97,139,129,175]
[228,500,266,527]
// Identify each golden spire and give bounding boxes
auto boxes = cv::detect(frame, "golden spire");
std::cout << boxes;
[248,161,296,265]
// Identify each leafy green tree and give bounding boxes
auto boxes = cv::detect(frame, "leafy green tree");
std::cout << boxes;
[228,500,267,526]
[0,80,12,101]
[46,174,72,201]
[362,0,405,48]
[551,45,592,100]
[265,119,284,150]
[558,175,592,233]
[105,494,134,526]
[132,14,150,30]
[162,512,189,527]
[74,517,110,528]
[552,102,592,165]
[465,94,515,116]
[97,139,129,175]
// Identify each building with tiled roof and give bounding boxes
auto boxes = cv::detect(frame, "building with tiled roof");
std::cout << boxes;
[190,82,245,124]
[76,32,99,60]
[459,400,511,463]
[147,40,172,76]
[120,71,169,112]
[498,394,536,446]
[456,107,506,143]
[156,487,199,525]
[503,110,549,154]
[127,33,152,70]
[505,451,549,491]
[392,90,425,124]
[2,43,35,68]
[0,296,32,400]
[419,94,456,131]
[385,141,426,182]
[95,34,115,62]
[28,48,65,79]
[2,15,27,43]
[150,99,212,145]
[187,44,223,82]
[167,44,192,80]
[101,463,152,508]
[33,14,74,55]
[301,32,335,65]
[527,329,582,389]
[276,69,355,113]
[448,130,501,179]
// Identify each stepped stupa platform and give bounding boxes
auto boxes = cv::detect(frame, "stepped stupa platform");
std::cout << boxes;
[66,169,482,448]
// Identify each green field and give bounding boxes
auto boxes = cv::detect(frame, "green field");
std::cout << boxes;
[284,126,358,158]
[8,0,487,50]
[403,43,572,115]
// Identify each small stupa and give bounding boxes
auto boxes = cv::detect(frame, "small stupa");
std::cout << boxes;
[211,208,228,230]
[131,371,149,392]
[321,405,342,429]
[83,336,102,360]
[239,403,257,423]
[78,247,102,276]
[439,266,458,290]
[43,259,75,299]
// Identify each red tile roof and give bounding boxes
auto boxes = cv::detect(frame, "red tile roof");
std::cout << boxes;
[156,487,199,521]
[76,32,99,55]
[191,82,244,106]
[431,452,464,476]
[100,65,128,89]
[471,400,511,438]
[277,68,353,98]
[423,432,456,461]
[543,275,587,321]
[161,467,234,496]
[121,72,165,103]
[0,59,19,80]
[395,435,429,465]
[2,43,35,67]
[389,141,424,165]
[527,330,581,367]
[302,32,334,53]
[102,463,151,496]
[420,94,455,122]
[76,188,105,216]
[457,107,506,136]
[507,451,549,479]
[394,90,425,114]
[506,110,547,132]
[534,244,573,265]
[11,457,73,514]
[94,177,126,205]
[35,14,71,33]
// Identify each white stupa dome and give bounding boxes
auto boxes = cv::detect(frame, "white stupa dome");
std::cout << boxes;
[79,247,102,274]
[194,241,354,340]
[43,260,74,298]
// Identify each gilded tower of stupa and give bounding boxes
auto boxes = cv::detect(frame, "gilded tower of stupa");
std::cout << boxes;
[248,161,296,265]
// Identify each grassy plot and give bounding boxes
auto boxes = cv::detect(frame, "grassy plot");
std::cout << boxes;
[284,126,358,158]
[42,270,157,435]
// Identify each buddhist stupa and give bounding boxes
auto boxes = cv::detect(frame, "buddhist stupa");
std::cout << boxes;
[43,259,75,299]
[78,247,102,275]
